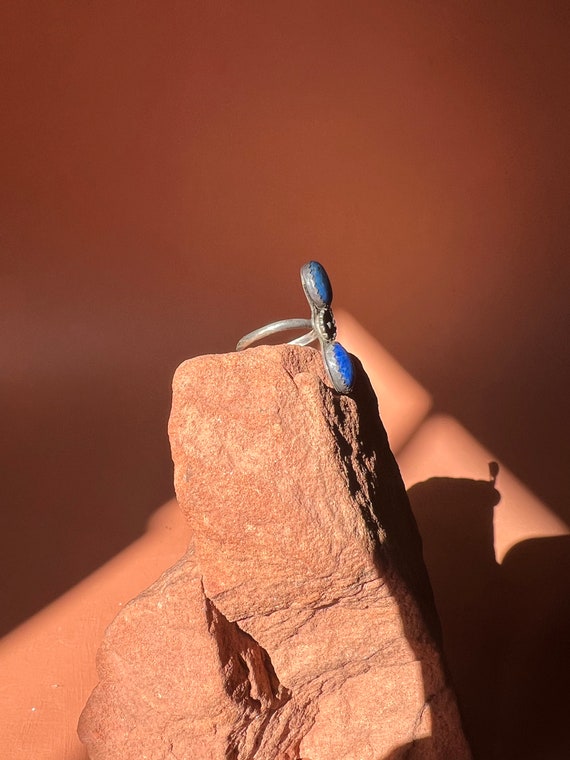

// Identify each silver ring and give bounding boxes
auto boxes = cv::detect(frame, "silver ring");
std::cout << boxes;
[236,261,355,394]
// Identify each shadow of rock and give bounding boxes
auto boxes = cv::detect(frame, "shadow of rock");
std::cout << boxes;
[408,478,570,760]
[408,476,502,759]
[496,535,570,760]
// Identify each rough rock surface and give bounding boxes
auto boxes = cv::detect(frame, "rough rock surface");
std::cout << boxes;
[78,345,471,759]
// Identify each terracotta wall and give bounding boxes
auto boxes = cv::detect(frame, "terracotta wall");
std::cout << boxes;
[1,2,568,634]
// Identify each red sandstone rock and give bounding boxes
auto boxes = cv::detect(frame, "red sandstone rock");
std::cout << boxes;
[78,345,471,759]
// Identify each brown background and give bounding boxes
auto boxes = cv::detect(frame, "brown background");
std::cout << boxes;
[1,2,569,636]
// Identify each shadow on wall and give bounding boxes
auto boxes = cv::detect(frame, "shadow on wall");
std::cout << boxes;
[408,477,570,760]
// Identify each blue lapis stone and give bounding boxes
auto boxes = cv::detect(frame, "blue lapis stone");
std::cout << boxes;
[324,341,354,394]
[301,261,333,308]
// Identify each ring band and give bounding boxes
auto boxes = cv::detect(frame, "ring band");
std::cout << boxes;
[236,319,314,351]
[236,261,355,394]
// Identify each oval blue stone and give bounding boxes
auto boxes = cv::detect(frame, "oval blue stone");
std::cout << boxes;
[301,261,333,308]
[324,341,354,394]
